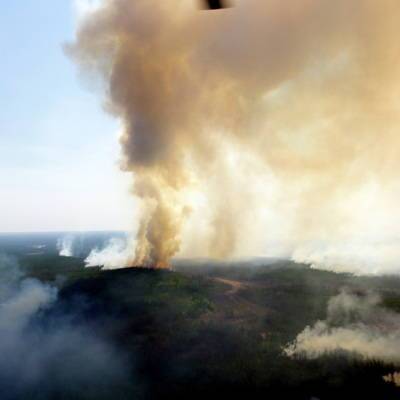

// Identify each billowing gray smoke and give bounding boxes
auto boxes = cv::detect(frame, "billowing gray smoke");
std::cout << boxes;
[69,0,400,272]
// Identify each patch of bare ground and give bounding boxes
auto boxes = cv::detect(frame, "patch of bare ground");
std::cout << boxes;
[201,277,270,331]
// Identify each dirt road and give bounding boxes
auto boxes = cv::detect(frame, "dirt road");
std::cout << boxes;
[213,277,247,295]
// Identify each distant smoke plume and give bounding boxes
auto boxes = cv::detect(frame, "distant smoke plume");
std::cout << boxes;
[69,0,400,270]
[57,235,75,257]
[285,289,400,363]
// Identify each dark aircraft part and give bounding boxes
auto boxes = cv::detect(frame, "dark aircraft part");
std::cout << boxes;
[204,0,229,9]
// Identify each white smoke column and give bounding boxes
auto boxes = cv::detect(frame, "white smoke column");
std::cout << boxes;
[85,237,134,269]
[57,235,75,257]
[284,289,400,363]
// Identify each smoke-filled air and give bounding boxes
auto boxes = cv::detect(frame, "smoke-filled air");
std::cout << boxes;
[285,289,400,363]
[68,0,400,271]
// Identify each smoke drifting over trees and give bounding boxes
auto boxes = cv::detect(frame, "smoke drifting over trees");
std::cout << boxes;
[0,254,135,400]
[285,289,400,363]
[69,0,400,272]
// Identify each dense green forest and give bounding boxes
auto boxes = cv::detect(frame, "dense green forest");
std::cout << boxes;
[0,233,400,399]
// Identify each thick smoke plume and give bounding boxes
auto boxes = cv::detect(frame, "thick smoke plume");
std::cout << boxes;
[69,0,400,270]
[285,289,400,363]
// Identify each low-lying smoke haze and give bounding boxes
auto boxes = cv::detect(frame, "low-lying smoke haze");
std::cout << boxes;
[68,0,400,272]
[0,254,135,400]
[285,289,400,363]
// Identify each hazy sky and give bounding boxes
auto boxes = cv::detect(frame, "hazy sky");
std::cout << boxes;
[0,1,133,232]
